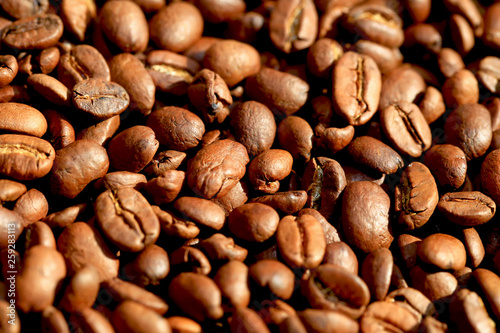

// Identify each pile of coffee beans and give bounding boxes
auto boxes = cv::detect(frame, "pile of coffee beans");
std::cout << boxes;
[1,0,500,331]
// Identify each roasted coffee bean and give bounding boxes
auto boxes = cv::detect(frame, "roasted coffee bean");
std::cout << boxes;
[360,301,421,333]
[418,233,467,270]
[1,14,63,50]
[228,203,279,242]
[98,0,148,54]
[444,103,492,161]
[153,206,200,240]
[302,263,370,319]
[404,23,442,54]
[170,245,211,275]
[249,259,295,300]
[0,134,55,180]
[111,301,171,333]
[347,136,403,174]
[476,56,500,95]
[95,188,160,252]
[211,180,249,216]
[297,309,359,333]
[168,272,224,322]
[108,53,155,116]
[277,116,313,162]
[202,39,260,87]
[342,181,393,252]
[0,207,24,250]
[0,179,26,203]
[27,73,71,107]
[146,106,204,151]
[380,102,432,157]
[198,233,248,262]
[0,55,18,87]
[350,39,402,74]
[187,139,249,199]
[472,268,500,320]
[394,162,439,230]
[437,47,465,78]
[42,203,87,229]
[277,214,326,269]
[72,78,129,119]
[332,51,381,126]
[423,144,467,189]
[379,64,426,110]
[175,196,226,230]
[13,189,48,223]
[144,170,184,205]
[385,287,436,317]
[450,14,475,56]
[69,307,114,333]
[438,192,496,226]
[230,100,276,156]
[167,316,202,333]
[50,139,109,198]
[409,265,458,301]
[43,109,75,150]
[361,248,393,301]
[251,190,307,215]
[59,265,100,313]
[188,69,232,124]
[0,0,48,20]
[16,245,66,313]
[213,260,250,309]
[57,44,110,89]
[41,305,69,333]
[442,69,479,108]
[449,288,496,333]
[123,244,169,286]
[322,242,358,274]
[248,149,293,194]
[307,38,343,78]
[246,67,309,116]
[76,115,120,146]
[269,0,318,53]
[60,0,96,41]
[483,3,500,52]
[462,227,485,268]
[0,102,46,137]
[230,307,271,333]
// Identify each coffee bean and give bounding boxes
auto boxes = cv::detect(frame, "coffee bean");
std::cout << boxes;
[2,14,63,50]
[228,203,279,242]
[438,191,496,226]
[417,233,467,270]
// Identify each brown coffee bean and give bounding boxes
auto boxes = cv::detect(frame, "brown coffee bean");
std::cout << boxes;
[249,259,295,300]
[16,245,66,312]
[27,73,71,107]
[342,181,393,252]
[245,67,309,116]
[228,202,279,242]
[174,196,226,230]
[144,170,184,205]
[143,150,186,177]
[95,188,160,252]
[297,309,359,333]
[72,78,129,119]
[302,263,370,319]
[57,222,119,282]
[418,233,467,270]
[437,47,465,78]
[476,56,500,95]
[213,260,250,309]
[211,180,249,216]
[23,221,54,249]
[167,316,202,333]
[443,0,483,37]
[361,248,393,301]
[169,272,224,322]
[483,3,500,52]
[462,227,485,268]
[0,179,26,203]
[385,287,436,317]
[0,103,47,138]
[94,171,147,192]
[450,14,475,56]
[248,149,293,194]
[187,139,249,199]
[418,86,446,124]
[0,55,17,87]
[268,0,317,53]
[332,52,381,126]
[188,69,232,124]
[43,109,75,150]
[307,38,343,78]
[0,134,55,180]
[322,242,358,275]
[57,44,110,89]
[98,0,148,53]
[0,0,48,19]
[444,103,492,161]
[111,300,171,333]
[198,233,248,262]
[13,188,48,223]
[380,102,431,157]
[0,208,23,251]
[42,203,86,229]
[379,64,426,110]
[123,244,169,286]
[481,149,500,206]
[41,305,70,333]
[442,69,479,108]
[344,3,404,48]
[0,85,30,104]
[60,0,96,41]
[277,116,314,162]
[146,106,204,151]
[360,301,421,333]
[347,136,403,175]
[50,139,108,198]
[107,125,159,173]
[423,144,467,189]
[69,308,114,333]
[150,1,203,52]
[449,288,495,333]
[104,278,168,314]
[203,39,260,87]
[76,114,120,146]
[394,162,438,230]
[438,192,496,226]
[473,268,500,320]
[277,214,326,269]
[2,14,63,50]
[108,53,155,116]
[410,266,458,301]
[251,190,307,215]
[59,265,100,313]
[153,206,200,240]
